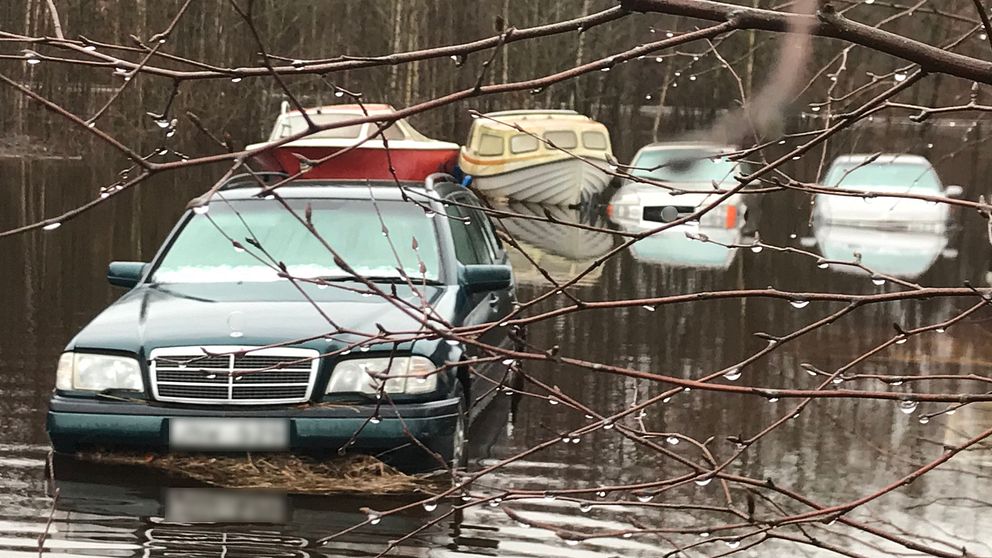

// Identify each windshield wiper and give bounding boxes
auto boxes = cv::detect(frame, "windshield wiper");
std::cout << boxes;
[315,275,443,286]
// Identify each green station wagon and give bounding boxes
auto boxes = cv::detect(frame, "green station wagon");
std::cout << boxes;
[47,173,517,472]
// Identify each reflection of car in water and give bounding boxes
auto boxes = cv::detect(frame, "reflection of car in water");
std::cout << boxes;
[814,153,962,231]
[497,202,613,286]
[813,223,948,279]
[48,456,439,557]
[606,142,749,268]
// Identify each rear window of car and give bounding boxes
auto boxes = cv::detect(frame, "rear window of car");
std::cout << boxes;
[632,148,738,185]
[823,161,941,192]
[153,199,440,283]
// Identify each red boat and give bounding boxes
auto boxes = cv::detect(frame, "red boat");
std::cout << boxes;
[246,103,460,181]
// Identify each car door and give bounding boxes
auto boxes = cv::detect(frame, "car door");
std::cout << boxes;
[444,193,514,415]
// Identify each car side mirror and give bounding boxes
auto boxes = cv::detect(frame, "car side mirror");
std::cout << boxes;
[461,264,512,292]
[107,261,148,288]
[945,185,964,198]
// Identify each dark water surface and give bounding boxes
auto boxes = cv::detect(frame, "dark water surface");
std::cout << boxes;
[3,126,992,557]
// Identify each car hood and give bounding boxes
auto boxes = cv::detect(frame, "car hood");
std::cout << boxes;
[69,282,455,355]
[612,183,738,209]
[814,191,946,224]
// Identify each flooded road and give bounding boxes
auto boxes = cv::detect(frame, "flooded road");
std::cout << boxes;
[3,124,992,557]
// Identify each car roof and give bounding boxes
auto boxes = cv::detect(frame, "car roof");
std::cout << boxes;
[206,176,464,202]
[636,141,739,153]
[829,153,932,165]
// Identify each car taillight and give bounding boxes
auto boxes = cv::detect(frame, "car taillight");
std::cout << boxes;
[725,205,737,229]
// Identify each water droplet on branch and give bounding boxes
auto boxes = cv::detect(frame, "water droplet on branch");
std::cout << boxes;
[723,368,742,381]
[898,400,918,415]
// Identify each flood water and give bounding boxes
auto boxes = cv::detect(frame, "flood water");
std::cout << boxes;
[3,121,992,557]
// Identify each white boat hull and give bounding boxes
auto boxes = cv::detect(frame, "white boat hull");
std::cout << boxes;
[470,159,611,206]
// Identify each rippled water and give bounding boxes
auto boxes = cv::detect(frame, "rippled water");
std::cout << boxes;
[3,126,992,556]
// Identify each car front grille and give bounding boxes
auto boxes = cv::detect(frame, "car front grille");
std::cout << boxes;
[149,346,320,405]
[642,205,697,223]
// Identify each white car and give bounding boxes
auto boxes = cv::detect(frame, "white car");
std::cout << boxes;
[814,154,962,232]
[608,142,749,233]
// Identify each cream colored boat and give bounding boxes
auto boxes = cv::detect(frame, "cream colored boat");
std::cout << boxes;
[458,110,614,206]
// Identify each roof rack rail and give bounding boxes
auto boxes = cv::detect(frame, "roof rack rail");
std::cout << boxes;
[219,172,291,190]
[424,172,456,191]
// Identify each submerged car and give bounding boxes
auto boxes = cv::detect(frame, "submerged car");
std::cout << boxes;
[814,154,962,231]
[607,142,751,267]
[608,142,751,233]
[47,173,516,472]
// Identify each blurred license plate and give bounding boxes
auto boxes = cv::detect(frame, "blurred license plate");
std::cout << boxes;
[169,418,289,450]
[166,488,288,523]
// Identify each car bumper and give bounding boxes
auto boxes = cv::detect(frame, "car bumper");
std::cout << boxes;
[47,395,460,457]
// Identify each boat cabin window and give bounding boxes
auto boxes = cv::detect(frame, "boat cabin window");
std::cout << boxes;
[276,113,365,139]
[373,122,407,141]
[543,130,578,150]
[509,134,539,154]
[582,131,608,150]
[477,134,504,156]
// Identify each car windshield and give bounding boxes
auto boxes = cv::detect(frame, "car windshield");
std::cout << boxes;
[152,198,440,283]
[823,161,941,192]
[631,148,739,185]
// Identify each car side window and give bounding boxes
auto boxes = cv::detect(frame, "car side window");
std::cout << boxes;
[461,198,502,261]
[445,202,488,265]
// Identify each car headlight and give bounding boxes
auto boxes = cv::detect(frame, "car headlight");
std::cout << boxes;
[606,192,641,221]
[56,352,144,392]
[326,356,438,395]
[699,202,740,229]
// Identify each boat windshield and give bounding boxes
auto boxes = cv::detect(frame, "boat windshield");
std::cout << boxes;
[152,199,440,283]
[632,148,739,185]
[273,113,407,141]
[823,161,941,192]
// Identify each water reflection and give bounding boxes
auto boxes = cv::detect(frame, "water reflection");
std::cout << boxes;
[496,202,613,286]
[812,223,949,279]
[49,457,435,557]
